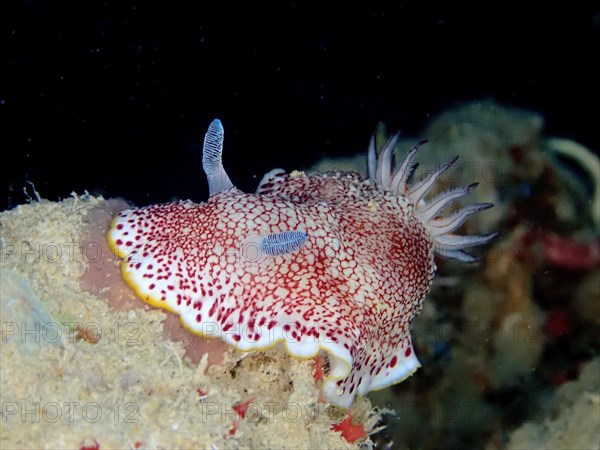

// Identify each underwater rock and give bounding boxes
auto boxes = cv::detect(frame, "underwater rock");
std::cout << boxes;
[0,268,62,353]
[506,358,600,450]
[573,268,600,326]
[0,195,376,449]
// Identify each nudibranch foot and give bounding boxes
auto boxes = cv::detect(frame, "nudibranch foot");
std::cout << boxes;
[107,119,495,408]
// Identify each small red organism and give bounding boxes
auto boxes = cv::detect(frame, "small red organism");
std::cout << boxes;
[225,399,253,437]
[75,324,101,344]
[196,388,208,400]
[470,370,491,393]
[80,439,100,450]
[132,442,143,449]
[509,145,524,163]
[232,399,252,419]
[331,413,367,443]
[545,308,572,338]
[228,420,239,436]
[313,355,324,382]
[539,232,600,271]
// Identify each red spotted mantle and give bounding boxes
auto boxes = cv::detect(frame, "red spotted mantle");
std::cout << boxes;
[108,119,495,407]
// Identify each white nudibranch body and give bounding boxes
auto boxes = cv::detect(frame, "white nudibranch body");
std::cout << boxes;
[108,119,496,407]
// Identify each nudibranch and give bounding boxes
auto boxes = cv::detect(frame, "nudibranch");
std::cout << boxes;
[108,119,496,407]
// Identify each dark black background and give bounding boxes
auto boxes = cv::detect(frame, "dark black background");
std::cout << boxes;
[3,1,598,211]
